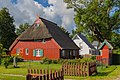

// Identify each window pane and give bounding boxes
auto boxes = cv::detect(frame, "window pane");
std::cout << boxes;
[16,48,19,54]
[26,48,29,55]
[35,49,44,57]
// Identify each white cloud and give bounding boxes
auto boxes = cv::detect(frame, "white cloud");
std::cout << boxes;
[0,0,75,32]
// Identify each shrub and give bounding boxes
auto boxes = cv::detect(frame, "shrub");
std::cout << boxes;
[3,56,13,68]
[52,60,58,64]
[62,57,95,64]
[113,49,120,54]
[42,57,52,64]
[91,55,96,60]
[58,59,64,64]
[0,55,1,65]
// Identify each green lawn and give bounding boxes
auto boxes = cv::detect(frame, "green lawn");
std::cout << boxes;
[0,62,120,80]
[0,62,61,80]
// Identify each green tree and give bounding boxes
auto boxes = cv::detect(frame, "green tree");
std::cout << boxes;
[0,43,3,65]
[111,32,120,49]
[64,0,120,43]
[70,29,77,38]
[0,8,16,49]
[16,23,29,36]
[60,26,70,36]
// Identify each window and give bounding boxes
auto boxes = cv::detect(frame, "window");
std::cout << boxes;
[61,50,65,57]
[69,51,72,56]
[33,49,43,57]
[89,49,97,55]
[16,48,20,54]
[79,43,83,50]
[73,50,76,56]
[25,48,29,55]
[89,49,92,54]
[35,23,40,28]
[42,39,46,44]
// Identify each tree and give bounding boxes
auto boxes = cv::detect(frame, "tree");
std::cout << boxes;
[16,23,29,36]
[0,8,16,49]
[111,32,120,49]
[0,43,3,65]
[60,26,70,36]
[70,29,77,38]
[64,0,120,43]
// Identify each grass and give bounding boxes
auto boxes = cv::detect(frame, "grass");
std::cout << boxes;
[0,62,120,80]
[0,61,61,80]
[65,65,120,80]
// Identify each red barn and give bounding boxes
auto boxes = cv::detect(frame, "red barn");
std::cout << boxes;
[9,17,79,60]
[98,40,113,65]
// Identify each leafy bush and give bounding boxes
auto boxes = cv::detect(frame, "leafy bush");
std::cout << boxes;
[0,55,1,65]
[41,56,96,64]
[61,57,95,64]
[113,49,120,54]
[58,59,64,64]
[3,56,13,68]
[52,60,58,64]
[41,57,52,64]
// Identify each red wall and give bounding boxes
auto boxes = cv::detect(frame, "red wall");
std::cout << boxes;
[10,38,61,60]
[101,45,109,65]
[102,45,109,58]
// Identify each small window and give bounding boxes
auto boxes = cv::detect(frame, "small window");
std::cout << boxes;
[69,51,72,56]
[79,43,83,50]
[35,24,40,28]
[73,50,76,56]
[33,49,43,57]
[62,50,65,57]
[25,48,29,55]
[42,39,46,44]
[16,48,20,54]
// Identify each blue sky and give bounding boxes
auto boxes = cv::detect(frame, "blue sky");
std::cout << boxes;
[0,0,75,32]
[34,0,51,7]
[11,0,51,7]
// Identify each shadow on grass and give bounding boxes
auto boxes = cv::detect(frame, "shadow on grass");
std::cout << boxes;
[92,66,117,76]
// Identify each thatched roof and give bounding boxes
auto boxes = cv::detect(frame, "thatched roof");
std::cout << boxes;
[10,17,79,50]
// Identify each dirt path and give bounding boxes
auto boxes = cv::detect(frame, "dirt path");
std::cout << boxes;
[1,73,25,77]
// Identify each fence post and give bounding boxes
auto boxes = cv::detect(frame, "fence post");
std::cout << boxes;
[43,70,46,80]
[61,67,64,80]
[36,76,39,80]
[40,69,42,80]
[28,69,30,74]
[46,70,49,80]
[53,70,55,80]
[26,74,32,80]
[87,62,90,76]
[50,70,52,80]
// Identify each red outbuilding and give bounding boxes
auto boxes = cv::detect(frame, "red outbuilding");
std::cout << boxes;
[9,17,79,60]
[98,40,113,65]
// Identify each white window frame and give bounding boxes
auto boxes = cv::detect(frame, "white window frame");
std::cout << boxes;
[25,48,29,55]
[35,49,43,57]
[42,39,46,44]
[79,42,83,50]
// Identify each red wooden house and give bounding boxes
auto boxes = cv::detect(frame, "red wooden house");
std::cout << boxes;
[96,40,113,65]
[9,17,79,60]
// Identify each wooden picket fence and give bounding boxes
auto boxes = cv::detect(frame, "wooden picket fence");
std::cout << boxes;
[62,62,97,76]
[26,68,64,80]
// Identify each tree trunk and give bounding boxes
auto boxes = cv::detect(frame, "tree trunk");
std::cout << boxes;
[13,56,17,67]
